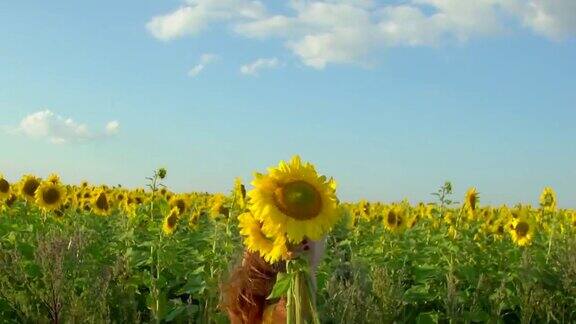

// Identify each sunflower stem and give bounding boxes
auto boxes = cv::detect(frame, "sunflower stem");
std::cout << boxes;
[546,222,554,264]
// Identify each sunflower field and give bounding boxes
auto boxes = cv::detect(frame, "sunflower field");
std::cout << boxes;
[0,167,575,323]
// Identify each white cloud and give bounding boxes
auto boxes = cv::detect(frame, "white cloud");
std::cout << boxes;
[517,0,576,40]
[105,120,120,135]
[188,53,219,77]
[240,57,279,76]
[147,0,267,41]
[9,110,119,144]
[148,0,576,68]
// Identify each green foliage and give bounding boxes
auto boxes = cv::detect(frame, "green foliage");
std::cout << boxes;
[0,177,575,323]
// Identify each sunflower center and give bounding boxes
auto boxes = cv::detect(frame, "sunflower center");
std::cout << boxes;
[0,179,9,193]
[542,194,553,206]
[6,195,17,206]
[274,180,322,220]
[387,211,397,225]
[42,187,61,205]
[468,196,477,210]
[175,200,186,214]
[516,222,529,237]
[96,193,109,210]
[167,214,178,228]
[23,179,40,196]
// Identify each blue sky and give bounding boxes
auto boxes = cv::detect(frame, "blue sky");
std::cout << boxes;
[1,0,575,207]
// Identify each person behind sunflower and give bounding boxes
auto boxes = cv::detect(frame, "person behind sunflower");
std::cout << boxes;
[221,235,325,324]
[221,156,338,324]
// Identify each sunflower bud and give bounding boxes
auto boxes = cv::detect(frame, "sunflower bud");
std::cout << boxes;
[157,168,167,180]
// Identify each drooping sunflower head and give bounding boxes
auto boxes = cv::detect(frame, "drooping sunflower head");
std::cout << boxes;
[162,207,180,235]
[233,177,247,209]
[91,189,112,216]
[539,187,557,212]
[35,180,66,212]
[464,187,479,211]
[248,156,339,243]
[19,175,41,202]
[0,174,11,200]
[238,212,288,263]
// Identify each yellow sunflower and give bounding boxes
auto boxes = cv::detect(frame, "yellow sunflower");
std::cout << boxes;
[233,177,247,210]
[169,194,189,216]
[157,187,170,201]
[539,187,557,212]
[238,212,288,263]
[383,205,406,233]
[509,217,535,247]
[162,207,179,235]
[19,174,41,202]
[464,187,479,213]
[3,193,18,209]
[121,194,138,217]
[91,189,112,216]
[114,190,128,207]
[0,174,11,201]
[132,189,146,205]
[248,156,339,243]
[47,173,61,184]
[35,180,67,212]
[210,193,229,217]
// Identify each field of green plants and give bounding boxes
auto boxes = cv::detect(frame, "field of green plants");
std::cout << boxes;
[0,170,575,323]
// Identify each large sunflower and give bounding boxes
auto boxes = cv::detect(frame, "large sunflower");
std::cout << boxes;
[238,212,288,263]
[35,180,66,212]
[0,174,11,201]
[248,156,339,243]
[19,175,41,202]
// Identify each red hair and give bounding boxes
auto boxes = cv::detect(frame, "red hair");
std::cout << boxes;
[220,251,285,323]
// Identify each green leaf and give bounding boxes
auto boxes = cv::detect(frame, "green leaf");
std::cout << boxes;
[164,305,186,322]
[413,264,438,284]
[403,285,429,302]
[267,272,292,300]
[464,311,490,322]
[416,312,439,324]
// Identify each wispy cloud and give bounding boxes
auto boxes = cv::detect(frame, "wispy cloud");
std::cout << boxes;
[240,57,279,76]
[148,0,576,69]
[188,53,219,77]
[6,110,120,144]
